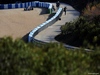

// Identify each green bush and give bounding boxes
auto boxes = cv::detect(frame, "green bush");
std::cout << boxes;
[59,16,100,47]
[0,37,100,75]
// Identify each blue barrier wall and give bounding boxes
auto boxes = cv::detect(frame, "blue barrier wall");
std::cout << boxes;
[0,1,51,9]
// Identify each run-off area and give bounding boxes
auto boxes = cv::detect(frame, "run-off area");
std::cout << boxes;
[0,8,49,40]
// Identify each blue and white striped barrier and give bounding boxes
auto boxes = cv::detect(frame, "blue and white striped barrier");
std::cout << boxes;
[0,1,52,10]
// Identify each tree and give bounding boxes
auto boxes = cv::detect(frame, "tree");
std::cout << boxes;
[0,37,100,75]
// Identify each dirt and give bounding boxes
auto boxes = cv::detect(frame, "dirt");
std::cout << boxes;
[0,8,49,40]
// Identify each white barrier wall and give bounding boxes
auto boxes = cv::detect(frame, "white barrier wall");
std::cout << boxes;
[28,8,63,43]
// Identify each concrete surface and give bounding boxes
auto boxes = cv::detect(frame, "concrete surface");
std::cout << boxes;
[35,3,80,43]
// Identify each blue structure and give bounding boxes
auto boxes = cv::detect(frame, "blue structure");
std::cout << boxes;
[0,1,52,14]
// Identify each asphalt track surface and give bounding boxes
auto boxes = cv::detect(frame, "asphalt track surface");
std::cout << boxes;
[35,3,80,43]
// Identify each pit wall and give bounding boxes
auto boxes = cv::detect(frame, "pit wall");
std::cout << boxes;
[28,8,63,43]
[0,1,52,14]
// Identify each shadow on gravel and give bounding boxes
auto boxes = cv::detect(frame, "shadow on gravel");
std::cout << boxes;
[67,10,76,11]
[46,35,55,41]
[67,10,80,16]
[21,32,29,43]
[39,8,49,15]
[55,30,61,32]
[46,13,56,20]
[39,8,56,20]
[55,34,82,47]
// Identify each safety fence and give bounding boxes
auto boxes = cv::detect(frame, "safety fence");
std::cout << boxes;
[0,1,52,14]
[28,8,63,44]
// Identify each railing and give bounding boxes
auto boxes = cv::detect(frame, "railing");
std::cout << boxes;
[28,8,63,44]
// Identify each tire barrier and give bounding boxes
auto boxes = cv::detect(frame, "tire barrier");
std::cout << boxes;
[0,1,52,14]
[28,8,63,44]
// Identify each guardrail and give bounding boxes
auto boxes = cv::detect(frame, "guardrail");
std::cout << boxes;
[0,1,52,14]
[28,8,63,44]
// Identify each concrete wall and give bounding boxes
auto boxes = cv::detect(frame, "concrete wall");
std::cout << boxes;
[28,8,63,43]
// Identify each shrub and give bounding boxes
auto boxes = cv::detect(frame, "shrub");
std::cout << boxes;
[0,37,100,75]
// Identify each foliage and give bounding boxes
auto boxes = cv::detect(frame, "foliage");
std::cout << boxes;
[56,15,100,48]
[82,2,100,18]
[0,37,100,75]
[0,1,100,74]
[0,37,35,75]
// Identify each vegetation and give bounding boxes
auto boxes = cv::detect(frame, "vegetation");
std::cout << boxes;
[64,0,100,11]
[82,1,100,18]
[0,37,100,75]
[55,16,100,48]
[55,1,100,49]
[0,1,100,74]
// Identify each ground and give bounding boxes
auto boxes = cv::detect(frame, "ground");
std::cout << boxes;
[0,8,49,40]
